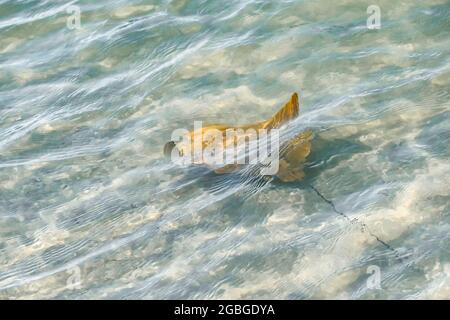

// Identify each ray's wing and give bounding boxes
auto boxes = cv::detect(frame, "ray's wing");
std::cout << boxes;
[261,92,300,129]
[276,129,313,182]
[282,129,313,163]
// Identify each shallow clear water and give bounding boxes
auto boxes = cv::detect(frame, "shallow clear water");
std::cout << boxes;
[0,0,449,299]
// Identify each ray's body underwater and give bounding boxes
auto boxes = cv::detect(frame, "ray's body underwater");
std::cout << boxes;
[164,93,313,182]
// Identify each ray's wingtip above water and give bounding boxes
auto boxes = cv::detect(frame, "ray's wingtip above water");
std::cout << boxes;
[163,92,313,182]
[261,92,299,130]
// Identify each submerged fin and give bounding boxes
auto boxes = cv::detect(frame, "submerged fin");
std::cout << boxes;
[282,129,313,163]
[276,159,305,182]
[262,92,299,129]
[276,129,313,182]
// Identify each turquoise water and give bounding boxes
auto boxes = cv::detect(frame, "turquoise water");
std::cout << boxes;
[0,0,449,299]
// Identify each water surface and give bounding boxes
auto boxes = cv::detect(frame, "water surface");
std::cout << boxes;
[0,0,449,299]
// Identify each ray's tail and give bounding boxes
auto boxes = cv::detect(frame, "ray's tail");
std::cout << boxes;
[307,183,406,262]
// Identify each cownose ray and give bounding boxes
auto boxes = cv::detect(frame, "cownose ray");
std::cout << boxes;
[164,93,313,182]
[163,95,406,260]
